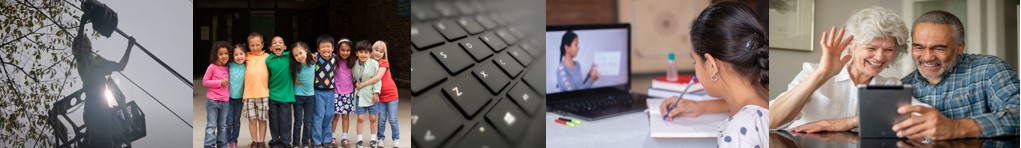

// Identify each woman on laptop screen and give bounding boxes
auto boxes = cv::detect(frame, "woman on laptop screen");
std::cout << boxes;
[556,30,601,91]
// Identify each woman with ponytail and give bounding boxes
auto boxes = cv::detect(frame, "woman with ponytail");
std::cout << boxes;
[657,1,769,147]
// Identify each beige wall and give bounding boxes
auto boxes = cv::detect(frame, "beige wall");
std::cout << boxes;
[769,0,884,99]
[770,0,1019,99]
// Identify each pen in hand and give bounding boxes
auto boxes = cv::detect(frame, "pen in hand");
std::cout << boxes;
[664,77,698,120]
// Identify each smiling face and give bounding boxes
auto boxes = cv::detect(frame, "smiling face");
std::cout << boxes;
[233,47,246,64]
[911,23,962,80]
[319,41,333,59]
[372,45,386,60]
[271,37,286,55]
[247,37,263,54]
[216,47,229,66]
[849,37,897,77]
[294,46,308,64]
[356,49,371,63]
[338,43,351,59]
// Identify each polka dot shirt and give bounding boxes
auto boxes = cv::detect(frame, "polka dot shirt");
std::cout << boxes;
[716,105,768,148]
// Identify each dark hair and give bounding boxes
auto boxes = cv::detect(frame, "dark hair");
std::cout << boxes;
[290,41,313,84]
[230,43,246,63]
[210,41,231,64]
[354,40,372,61]
[690,1,768,89]
[317,34,335,52]
[913,10,965,46]
[560,30,578,62]
[337,38,356,68]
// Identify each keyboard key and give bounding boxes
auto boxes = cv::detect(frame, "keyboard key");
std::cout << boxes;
[492,53,523,78]
[412,93,464,148]
[411,3,440,21]
[507,46,532,66]
[457,17,485,35]
[411,24,444,50]
[520,40,542,58]
[454,123,510,148]
[458,37,494,62]
[433,2,459,17]
[522,61,545,93]
[473,62,510,94]
[435,20,468,41]
[475,15,498,30]
[508,26,526,39]
[444,76,493,118]
[431,44,474,74]
[495,29,518,44]
[479,32,507,52]
[453,2,477,17]
[485,98,529,142]
[507,82,542,115]
[489,14,508,26]
[411,53,447,94]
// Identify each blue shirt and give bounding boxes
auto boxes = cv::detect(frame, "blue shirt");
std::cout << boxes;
[295,63,314,96]
[901,54,1019,137]
[228,62,246,99]
[556,61,593,91]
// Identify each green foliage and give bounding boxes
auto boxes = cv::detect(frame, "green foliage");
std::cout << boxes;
[1,0,93,147]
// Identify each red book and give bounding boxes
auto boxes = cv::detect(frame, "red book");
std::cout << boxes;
[651,75,702,92]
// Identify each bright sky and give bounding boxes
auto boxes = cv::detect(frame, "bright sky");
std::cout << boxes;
[58,0,193,146]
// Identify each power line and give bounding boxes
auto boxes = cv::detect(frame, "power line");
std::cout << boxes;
[117,71,192,128]
[59,0,194,88]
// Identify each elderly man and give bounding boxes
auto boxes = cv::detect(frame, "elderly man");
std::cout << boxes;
[896,10,1020,141]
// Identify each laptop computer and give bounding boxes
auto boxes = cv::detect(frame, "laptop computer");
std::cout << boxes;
[857,85,913,139]
[545,24,649,121]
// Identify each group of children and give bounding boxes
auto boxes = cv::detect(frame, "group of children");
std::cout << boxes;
[203,32,400,148]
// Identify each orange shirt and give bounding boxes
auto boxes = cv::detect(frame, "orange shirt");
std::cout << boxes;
[243,51,270,99]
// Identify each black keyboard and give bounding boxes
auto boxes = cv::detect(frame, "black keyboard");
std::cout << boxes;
[410,0,545,147]
[549,94,636,113]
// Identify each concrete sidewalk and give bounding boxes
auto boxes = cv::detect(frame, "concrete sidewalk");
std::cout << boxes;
[192,78,412,147]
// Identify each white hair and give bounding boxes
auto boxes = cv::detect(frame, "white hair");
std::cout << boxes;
[844,6,909,62]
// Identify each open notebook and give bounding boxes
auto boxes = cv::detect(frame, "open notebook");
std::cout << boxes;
[647,95,728,138]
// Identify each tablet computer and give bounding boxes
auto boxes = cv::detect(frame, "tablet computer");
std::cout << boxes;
[857,85,913,139]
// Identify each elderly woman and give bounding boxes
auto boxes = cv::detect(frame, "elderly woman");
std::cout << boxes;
[768,6,927,132]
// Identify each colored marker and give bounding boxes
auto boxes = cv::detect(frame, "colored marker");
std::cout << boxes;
[555,119,575,127]
[557,117,581,124]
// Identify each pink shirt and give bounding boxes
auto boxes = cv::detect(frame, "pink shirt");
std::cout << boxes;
[334,57,354,94]
[203,64,230,101]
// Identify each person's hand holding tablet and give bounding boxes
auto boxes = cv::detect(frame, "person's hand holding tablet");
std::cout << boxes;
[892,105,979,140]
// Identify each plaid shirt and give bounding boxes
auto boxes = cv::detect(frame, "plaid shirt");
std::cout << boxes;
[902,54,1020,137]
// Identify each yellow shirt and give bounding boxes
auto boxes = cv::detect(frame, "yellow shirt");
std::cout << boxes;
[243,51,270,99]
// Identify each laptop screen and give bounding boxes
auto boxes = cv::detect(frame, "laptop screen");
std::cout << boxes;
[545,24,630,94]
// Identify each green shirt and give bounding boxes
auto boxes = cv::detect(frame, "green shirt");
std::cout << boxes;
[353,58,381,107]
[266,51,295,102]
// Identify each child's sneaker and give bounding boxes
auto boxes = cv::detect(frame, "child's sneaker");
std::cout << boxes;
[392,140,399,148]
[331,138,338,148]
[356,140,364,148]
[341,139,350,146]
[369,140,378,148]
